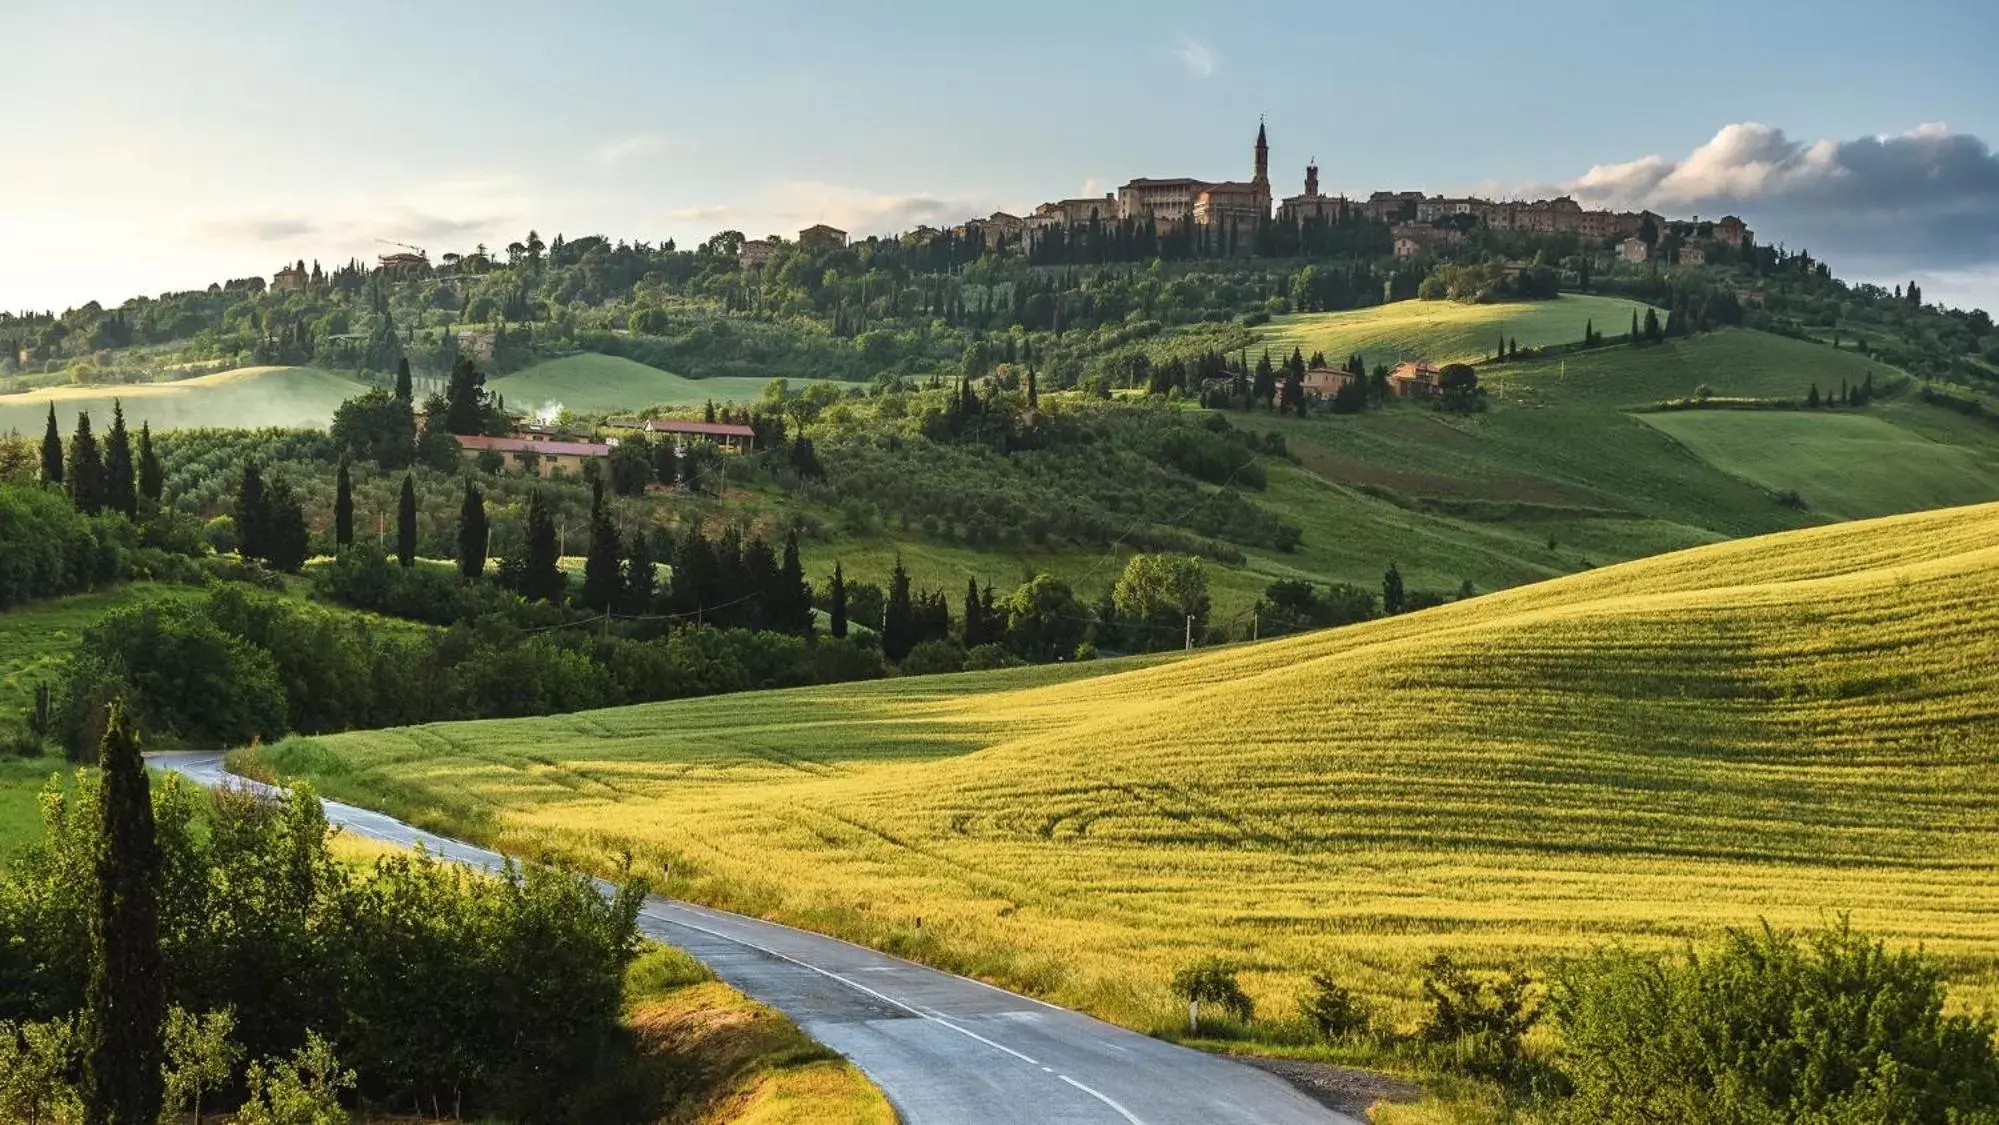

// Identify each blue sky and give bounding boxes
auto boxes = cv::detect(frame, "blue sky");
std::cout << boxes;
[5,0,1998,312]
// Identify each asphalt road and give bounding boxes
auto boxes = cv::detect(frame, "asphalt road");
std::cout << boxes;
[152,752,1351,1125]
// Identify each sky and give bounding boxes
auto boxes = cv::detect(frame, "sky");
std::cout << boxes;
[4,0,1998,314]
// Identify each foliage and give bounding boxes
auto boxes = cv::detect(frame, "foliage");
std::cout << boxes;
[0,485,137,611]
[162,1006,242,1125]
[1169,957,1254,1028]
[235,1032,354,1125]
[1419,955,1540,1085]
[1550,921,1999,1124]
[1112,554,1209,649]
[80,702,166,1124]
[1301,970,1372,1042]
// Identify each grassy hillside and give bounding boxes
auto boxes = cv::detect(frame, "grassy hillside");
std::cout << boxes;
[0,366,365,435]
[488,354,823,415]
[1257,293,1650,367]
[256,501,1999,1037]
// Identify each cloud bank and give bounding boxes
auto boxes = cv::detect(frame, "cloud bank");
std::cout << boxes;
[1553,122,1999,271]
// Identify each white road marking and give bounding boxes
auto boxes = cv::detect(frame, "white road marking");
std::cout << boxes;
[1061,1074,1147,1125]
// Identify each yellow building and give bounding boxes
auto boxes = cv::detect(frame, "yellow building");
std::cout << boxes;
[456,434,611,477]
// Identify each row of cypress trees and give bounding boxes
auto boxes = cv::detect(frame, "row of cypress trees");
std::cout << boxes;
[37,402,164,517]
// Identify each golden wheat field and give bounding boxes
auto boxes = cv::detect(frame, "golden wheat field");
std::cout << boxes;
[259,501,1999,1034]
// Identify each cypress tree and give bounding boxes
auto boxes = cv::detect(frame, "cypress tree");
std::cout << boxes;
[653,440,679,491]
[235,459,268,561]
[40,404,63,487]
[396,474,417,567]
[829,561,848,639]
[334,457,354,548]
[1382,561,1406,616]
[67,412,104,515]
[1630,309,1641,346]
[962,577,983,648]
[780,530,811,635]
[80,702,165,1125]
[264,477,310,573]
[582,480,623,612]
[622,531,656,615]
[393,356,413,401]
[883,556,914,661]
[457,479,488,579]
[103,401,136,519]
[1643,307,1662,343]
[136,422,162,504]
[1583,318,1594,346]
[522,489,563,603]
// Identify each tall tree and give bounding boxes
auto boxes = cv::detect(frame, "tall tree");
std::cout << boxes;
[40,404,63,487]
[66,412,104,515]
[829,561,848,639]
[779,530,811,635]
[622,531,656,615]
[80,703,165,1125]
[235,459,269,562]
[962,577,984,648]
[457,479,488,579]
[582,480,623,612]
[136,422,163,504]
[443,356,489,435]
[1382,562,1406,616]
[334,457,354,548]
[264,477,310,573]
[520,489,563,603]
[103,401,135,519]
[395,474,417,567]
[883,557,915,662]
[393,356,413,402]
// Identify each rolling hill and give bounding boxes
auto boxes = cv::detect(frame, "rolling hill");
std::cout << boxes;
[487,354,826,415]
[256,500,1999,1034]
[0,365,366,435]
[1256,292,1650,367]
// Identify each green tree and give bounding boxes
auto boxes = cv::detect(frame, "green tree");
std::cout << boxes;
[333,458,353,548]
[235,459,269,563]
[102,401,135,520]
[40,404,63,487]
[1112,554,1210,648]
[457,479,488,580]
[395,475,417,568]
[0,1016,80,1124]
[136,422,162,505]
[263,477,310,574]
[883,557,915,661]
[236,1032,352,1125]
[779,530,811,635]
[621,531,655,615]
[1382,561,1406,615]
[393,356,412,402]
[80,703,165,1125]
[581,481,623,613]
[607,436,653,497]
[828,562,848,639]
[162,1007,242,1125]
[414,394,462,472]
[1170,957,1253,1032]
[66,412,103,516]
[443,356,491,435]
[1643,307,1662,343]
[329,390,416,470]
[1002,573,1086,661]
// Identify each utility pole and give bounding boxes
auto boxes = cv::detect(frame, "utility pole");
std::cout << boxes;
[1252,610,1258,643]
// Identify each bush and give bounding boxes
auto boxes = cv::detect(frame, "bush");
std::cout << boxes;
[1300,970,1371,1042]
[901,639,966,675]
[1419,955,1540,1085]
[962,643,1024,671]
[1551,921,1999,1124]
[1171,957,1254,1032]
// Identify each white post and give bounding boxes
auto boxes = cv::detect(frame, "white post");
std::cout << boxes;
[1188,999,1199,1033]
[1185,614,1193,651]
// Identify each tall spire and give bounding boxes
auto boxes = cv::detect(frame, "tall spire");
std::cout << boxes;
[1254,116,1269,184]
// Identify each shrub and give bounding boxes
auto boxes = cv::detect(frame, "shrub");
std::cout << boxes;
[1551,921,1999,1124]
[1419,955,1540,1085]
[901,639,966,675]
[1171,957,1254,1032]
[236,1032,354,1125]
[1300,970,1371,1042]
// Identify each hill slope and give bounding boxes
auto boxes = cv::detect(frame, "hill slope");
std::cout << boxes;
[488,354,823,415]
[1257,292,1650,367]
[0,366,365,434]
[260,502,1999,1030]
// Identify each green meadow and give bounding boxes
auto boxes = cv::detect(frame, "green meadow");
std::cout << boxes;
[488,354,824,415]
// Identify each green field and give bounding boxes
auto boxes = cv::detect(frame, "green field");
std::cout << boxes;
[0,585,202,733]
[1639,410,1999,519]
[0,366,366,436]
[488,354,826,415]
[256,502,1999,1040]
[1257,293,1651,367]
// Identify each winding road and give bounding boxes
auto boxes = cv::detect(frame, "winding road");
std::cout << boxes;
[151,752,1350,1125]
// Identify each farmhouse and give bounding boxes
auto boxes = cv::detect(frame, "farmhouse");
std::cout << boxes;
[271,264,308,291]
[739,239,777,269]
[377,252,431,279]
[1620,237,1652,263]
[1386,361,1444,398]
[609,418,759,453]
[1678,244,1708,267]
[1301,365,1360,398]
[798,224,848,250]
[455,434,611,477]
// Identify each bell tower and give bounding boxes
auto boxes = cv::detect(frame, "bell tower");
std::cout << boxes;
[1254,117,1269,184]
[1305,159,1319,198]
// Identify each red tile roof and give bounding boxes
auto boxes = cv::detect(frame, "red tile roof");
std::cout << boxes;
[456,434,610,458]
[641,419,757,439]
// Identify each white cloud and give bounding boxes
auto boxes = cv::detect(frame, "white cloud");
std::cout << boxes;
[1173,36,1215,79]
[595,133,671,168]
[663,204,734,223]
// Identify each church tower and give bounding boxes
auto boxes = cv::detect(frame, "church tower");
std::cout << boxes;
[1305,159,1319,198]
[1254,119,1269,184]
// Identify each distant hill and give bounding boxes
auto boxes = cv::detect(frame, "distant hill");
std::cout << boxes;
[1256,293,1650,367]
[260,499,1999,1031]
[487,354,828,416]
[0,365,365,435]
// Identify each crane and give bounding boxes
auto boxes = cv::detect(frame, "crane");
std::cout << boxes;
[374,238,428,258]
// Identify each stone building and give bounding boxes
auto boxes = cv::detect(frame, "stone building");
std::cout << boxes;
[1621,237,1652,263]
[377,252,431,279]
[739,239,777,269]
[1116,121,1273,239]
[271,264,308,291]
[798,224,848,250]
[1277,161,1351,226]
